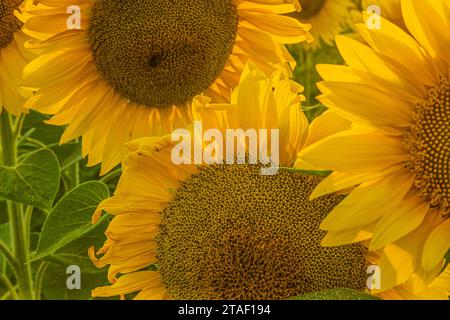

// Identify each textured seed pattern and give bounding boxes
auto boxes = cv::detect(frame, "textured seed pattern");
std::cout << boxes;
[88,0,239,108]
[405,77,450,212]
[157,164,368,300]
[0,0,22,48]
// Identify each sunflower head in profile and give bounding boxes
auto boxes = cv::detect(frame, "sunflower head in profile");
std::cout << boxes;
[87,62,377,300]
[297,0,450,294]
[0,0,33,115]
[21,0,312,174]
[287,0,356,49]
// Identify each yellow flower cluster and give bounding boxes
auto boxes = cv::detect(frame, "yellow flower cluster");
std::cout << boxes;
[0,0,448,300]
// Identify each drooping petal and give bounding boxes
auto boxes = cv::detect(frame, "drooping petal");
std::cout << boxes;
[91,272,161,297]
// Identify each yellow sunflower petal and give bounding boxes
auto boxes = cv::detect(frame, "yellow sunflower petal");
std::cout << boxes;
[374,212,444,291]
[354,18,435,88]
[91,272,160,297]
[299,129,408,174]
[402,261,445,294]
[402,0,450,72]
[134,285,168,300]
[429,265,450,293]
[321,223,375,247]
[316,64,362,83]
[320,170,414,232]
[317,81,413,128]
[274,80,308,166]
[308,164,404,200]
[233,61,277,130]
[370,196,429,251]
[239,10,312,44]
[302,110,351,149]
[422,219,450,271]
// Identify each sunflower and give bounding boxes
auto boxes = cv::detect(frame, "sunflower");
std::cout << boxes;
[87,63,378,300]
[89,63,449,300]
[0,0,33,115]
[287,0,356,49]
[20,0,312,174]
[297,0,450,292]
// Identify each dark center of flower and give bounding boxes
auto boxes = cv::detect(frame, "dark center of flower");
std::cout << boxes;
[0,0,22,48]
[405,77,450,212]
[88,0,239,108]
[157,164,368,300]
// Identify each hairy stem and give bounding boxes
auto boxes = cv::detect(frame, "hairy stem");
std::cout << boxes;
[34,262,49,300]
[0,111,34,300]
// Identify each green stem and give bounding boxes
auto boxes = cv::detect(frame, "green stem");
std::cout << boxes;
[0,239,19,273]
[0,111,34,300]
[34,262,49,300]
[0,285,18,300]
[13,114,25,139]
[24,206,33,251]
[0,273,19,300]
[65,138,80,189]
[305,50,313,107]
[22,137,47,149]
[71,161,80,186]
[100,168,122,184]
[0,111,16,166]
[7,202,34,300]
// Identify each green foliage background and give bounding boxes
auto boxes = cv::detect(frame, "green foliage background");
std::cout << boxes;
[0,110,120,300]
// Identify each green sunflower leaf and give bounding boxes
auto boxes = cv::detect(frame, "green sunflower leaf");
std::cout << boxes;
[43,217,111,274]
[21,110,64,146]
[288,289,381,300]
[41,262,113,300]
[39,218,114,300]
[34,181,110,261]
[0,149,60,209]
[49,142,82,171]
